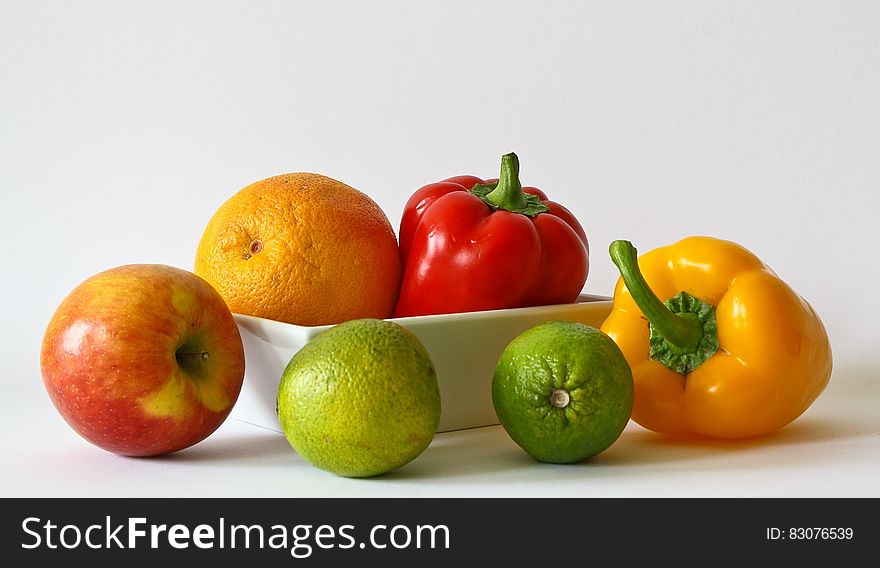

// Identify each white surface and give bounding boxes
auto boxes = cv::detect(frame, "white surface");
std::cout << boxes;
[2,1,879,496]
[4,362,877,497]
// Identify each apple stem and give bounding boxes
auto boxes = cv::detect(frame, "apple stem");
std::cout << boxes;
[177,351,209,361]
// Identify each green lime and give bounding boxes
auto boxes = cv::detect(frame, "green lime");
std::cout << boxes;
[492,321,633,464]
[278,318,440,478]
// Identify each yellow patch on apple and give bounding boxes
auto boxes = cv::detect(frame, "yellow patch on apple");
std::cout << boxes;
[171,285,198,317]
[141,371,231,417]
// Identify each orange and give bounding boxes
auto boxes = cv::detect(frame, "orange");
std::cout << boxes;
[194,173,401,326]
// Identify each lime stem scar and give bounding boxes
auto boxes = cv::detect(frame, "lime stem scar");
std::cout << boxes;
[550,389,570,409]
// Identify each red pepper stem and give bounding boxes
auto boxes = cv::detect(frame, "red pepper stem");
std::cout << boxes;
[483,153,528,211]
[609,240,704,354]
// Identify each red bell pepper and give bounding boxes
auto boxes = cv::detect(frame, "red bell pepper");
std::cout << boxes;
[395,153,589,317]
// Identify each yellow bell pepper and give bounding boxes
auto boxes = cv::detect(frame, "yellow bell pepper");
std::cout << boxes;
[601,237,832,438]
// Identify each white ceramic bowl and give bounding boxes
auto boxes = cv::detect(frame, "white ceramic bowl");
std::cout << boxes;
[231,295,613,433]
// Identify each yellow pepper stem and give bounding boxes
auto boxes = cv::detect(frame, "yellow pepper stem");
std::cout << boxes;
[609,240,719,374]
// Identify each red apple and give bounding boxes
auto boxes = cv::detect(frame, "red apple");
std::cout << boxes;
[40,264,246,457]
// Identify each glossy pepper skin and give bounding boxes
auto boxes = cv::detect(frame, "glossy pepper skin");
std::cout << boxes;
[601,237,832,439]
[394,153,589,318]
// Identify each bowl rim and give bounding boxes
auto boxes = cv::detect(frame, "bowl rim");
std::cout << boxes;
[232,293,613,340]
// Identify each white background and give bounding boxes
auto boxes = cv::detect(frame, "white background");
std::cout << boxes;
[2,1,878,496]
